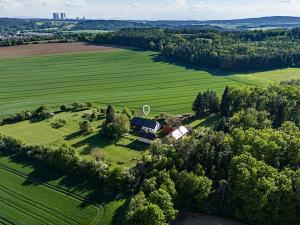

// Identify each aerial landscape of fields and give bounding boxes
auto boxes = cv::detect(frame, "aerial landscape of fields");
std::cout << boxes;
[1,43,300,116]
[1,3,300,225]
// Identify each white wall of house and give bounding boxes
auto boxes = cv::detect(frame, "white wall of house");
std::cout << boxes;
[142,127,155,133]
[142,123,161,133]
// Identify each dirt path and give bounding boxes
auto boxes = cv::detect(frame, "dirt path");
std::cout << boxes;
[0,42,121,58]
[173,213,247,225]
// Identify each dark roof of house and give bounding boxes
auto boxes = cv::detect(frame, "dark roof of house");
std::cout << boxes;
[139,132,157,140]
[131,117,159,129]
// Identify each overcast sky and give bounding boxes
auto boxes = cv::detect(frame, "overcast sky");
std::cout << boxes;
[1,0,300,20]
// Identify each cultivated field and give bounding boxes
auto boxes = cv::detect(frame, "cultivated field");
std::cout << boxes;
[0,42,120,58]
[1,45,299,117]
[0,152,98,225]
[0,151,126,225]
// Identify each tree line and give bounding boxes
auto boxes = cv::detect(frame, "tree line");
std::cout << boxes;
[91,28,300,71]
[0,33,86,47]
[0,134,132,191]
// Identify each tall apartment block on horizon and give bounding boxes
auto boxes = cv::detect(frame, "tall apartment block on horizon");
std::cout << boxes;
[52,12,66,20]
[52,12,59,20]
[60,13,66,20]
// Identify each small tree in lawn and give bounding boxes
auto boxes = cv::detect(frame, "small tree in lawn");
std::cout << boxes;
[79,120,93,134]
[105,114,130,141]
[86,102,94,108]
[105,105,116,124]
[60,104,68,112]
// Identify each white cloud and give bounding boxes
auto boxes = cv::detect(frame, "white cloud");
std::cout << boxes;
[0,0,300,20]
[63,0,84,8]
[174,0,188,8]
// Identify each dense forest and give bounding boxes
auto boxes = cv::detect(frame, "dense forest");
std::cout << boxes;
[125,81,300,225]
[92,28,300,71]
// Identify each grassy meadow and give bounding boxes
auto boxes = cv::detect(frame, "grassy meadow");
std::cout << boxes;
[1,49,299,117]
[0,151,127,225]
[0,109,143,168]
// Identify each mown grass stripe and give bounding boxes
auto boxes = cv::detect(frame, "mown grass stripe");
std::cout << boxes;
[1,49,289,117]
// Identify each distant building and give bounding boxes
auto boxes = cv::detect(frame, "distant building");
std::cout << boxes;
[60,13,66,20]
[53,12,59,20]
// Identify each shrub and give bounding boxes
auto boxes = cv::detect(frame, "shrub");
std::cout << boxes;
[60,104,68,111]
[79,120,93,134]
[72,102,86,110]
[52,119,67,129]
[86,102,94,108]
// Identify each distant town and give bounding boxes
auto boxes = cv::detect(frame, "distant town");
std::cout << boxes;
[52,12,86,21]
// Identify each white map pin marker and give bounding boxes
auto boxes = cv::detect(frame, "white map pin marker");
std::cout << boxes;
[143,105,151,116]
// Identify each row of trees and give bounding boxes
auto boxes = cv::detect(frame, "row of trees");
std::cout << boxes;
[0,134,132,191]
[92,28,300,71]
[0,105,53,125]
[0,33,86,47]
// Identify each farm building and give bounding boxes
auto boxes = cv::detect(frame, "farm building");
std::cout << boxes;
[131,117,161,133]
[131,117,161,144]
[170,126,189,140]
[138,132,157,144]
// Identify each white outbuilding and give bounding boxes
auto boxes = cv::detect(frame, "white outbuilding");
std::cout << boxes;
[171,126,189,140]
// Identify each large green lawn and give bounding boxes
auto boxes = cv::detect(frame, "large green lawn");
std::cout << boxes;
[0,109,143,168]
[1,48,299,117]
[0,151,127,225]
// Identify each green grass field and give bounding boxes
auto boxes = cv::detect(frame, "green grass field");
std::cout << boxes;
[1,48,299,117]
[0,109,142,168]
[0,151,127,225]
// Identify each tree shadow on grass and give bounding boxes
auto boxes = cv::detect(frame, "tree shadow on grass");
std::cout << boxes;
[112,198,131,225]
[64,131,82,140]
[1,151,122,210]
[5,152,65,186]
[198,115,221,128]
[72,133,113,155]
[151,54,278,77]
[117,140,149,152]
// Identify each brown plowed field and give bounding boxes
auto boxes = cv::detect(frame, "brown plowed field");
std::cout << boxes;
[0,42,121,58]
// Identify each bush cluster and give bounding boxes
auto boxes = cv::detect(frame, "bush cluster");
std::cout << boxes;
[0,105,53,126]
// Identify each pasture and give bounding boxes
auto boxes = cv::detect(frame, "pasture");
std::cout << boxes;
[0,151,127,225]
[1,45,299,117]
[0,109,142,168]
